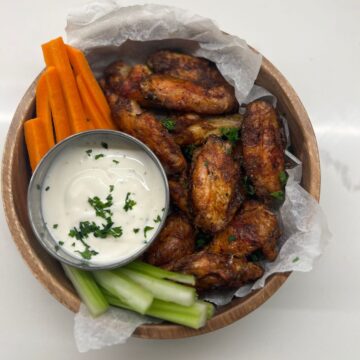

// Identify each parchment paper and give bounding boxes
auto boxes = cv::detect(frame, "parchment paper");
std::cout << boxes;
[66,1,330,352]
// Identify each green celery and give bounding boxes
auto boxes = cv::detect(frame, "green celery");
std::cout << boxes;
[124,261,195,286]
[62,264,109,317]
[106,295,208,329]
[114,268,196,306]
[93,270,153,314]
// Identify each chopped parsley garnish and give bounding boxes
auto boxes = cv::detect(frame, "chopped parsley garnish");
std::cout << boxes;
[271,191,285,200]
[95,154,105,160]
[75,248,99,260]
[144,226,154,238]
[293,256,300,263]
[45,186,50,191]
[220,127,239,144]
[228,235,237,242]
[123,192,136,212]
[161,207,165,212]
[112,159,119,164]
[101,142,109,149]
[243,176,256,196]
[195,231,212,250]
[72,242,76,247]
[58,241,64,246]
[133,228,140,234]
[86,149,92,156]
[53,224,58,229]
[88,194,113,220]
[153,215,162,223]
[69,186,123,260]
[279,170,289,187]
[36,184,41,190]
[204,160,209,168]
[161,118,176,131]
[55,245,60,252]
[69,220,122,259]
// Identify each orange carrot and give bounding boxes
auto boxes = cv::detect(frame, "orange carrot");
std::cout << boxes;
[41,37,89,134]
[76,74,116,130]
[66,45,114,127]
[24,118,50,171]
[45,67,72,142]
[36,73,55,147]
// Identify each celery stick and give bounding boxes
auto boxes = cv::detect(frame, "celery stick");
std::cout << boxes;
[106,295,208,329]
[149,300,207,329]
[198,300,215,320]
[125,261,195,285]
[62,264,109,317]
[114,268,196,306]
[93,270,153,314]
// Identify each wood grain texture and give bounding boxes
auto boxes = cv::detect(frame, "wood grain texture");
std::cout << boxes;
[1,53,320,340]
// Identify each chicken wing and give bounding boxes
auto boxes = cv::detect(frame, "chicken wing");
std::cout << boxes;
[208,200,280,261]
[168,173,190,215]
[144,213,195,267]
[147,50,228,87]
[174,114,243,146]
[191,136,242,233]
[241,100,285,199]
[170,113,202,134]
[106,91,186,175]
[105,62,152,106]
[104,61,131,91]
[140,74,238,115]
[169,251,264,291]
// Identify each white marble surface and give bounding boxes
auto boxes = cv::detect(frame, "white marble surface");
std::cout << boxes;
[1,0,359,359]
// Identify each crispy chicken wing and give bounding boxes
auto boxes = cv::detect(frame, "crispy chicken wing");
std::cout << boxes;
[104,61,131,91]
[168,173,190,215]
[147,50,228,87]
[209,200,281,261]
[169,251,264,291]
[241,100,285,198]
[105,62,152,106]
[140,74,238,115]
[170,113,202,134]
[191,136,242,233]
[174,114,243,146]
[106,91,186,174]
[144,213,195,267]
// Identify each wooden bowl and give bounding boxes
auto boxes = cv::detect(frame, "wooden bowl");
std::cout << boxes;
[1,52,320,339]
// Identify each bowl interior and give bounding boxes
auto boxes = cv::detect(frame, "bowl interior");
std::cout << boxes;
[1,54,320,339]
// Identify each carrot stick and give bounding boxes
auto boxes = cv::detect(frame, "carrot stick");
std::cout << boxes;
[36,73,55,147]
[24,118,50,171]
[41,37,89,134]
[45,67,72,142]
[66,45,114,127]
[87,119,95,130]
[76,74,116,130]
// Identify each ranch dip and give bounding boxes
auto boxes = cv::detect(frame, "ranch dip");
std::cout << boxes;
[41,137,166,266]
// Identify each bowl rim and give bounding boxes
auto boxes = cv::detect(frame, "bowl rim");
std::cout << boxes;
[1,52,321,340]
[27,129,170,271]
